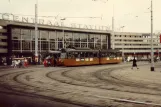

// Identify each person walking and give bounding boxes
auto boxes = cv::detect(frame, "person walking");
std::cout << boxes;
[53,57,57,67]
[131,56,139,69]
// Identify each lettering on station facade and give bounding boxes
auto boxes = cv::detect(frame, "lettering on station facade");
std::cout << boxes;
[0,13,111,31]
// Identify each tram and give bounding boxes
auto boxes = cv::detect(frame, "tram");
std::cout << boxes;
[99,49,122,64]
[59,48,122,67]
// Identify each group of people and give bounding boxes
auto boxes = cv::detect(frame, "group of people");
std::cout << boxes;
[43,56,57,67]
[11,59,28,68]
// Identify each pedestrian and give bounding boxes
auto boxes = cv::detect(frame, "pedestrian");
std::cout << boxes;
[131,56,139,69]
[54,57,57,67]
[24,58,28,67]
[19,60,22,68]
[11,60,15,68]
[15,60,18,68]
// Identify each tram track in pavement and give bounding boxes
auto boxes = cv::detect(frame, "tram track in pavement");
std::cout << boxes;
[95,67,161,91]
[46,63,161,107]
[94,67,161,95]
[0,68,95,107]
[1,64,161,107]
[0,67,106,107]
[56,64,161,95]
[0,66,140,107]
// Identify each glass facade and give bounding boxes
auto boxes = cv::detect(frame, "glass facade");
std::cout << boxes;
[11,28,110,54]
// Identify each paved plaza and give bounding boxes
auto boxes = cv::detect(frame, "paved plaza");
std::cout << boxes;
[0,62,161,107]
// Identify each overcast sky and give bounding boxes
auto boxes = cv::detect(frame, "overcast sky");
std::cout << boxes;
[0,0,161,33]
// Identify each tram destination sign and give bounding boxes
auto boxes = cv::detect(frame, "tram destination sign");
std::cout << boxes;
[0,13,111,31]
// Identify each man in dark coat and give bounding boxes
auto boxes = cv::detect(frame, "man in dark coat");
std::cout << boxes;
[53,57,57,67]
[131,57,139,69]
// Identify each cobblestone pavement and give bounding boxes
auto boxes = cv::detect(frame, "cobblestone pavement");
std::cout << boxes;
[0,62,161,107]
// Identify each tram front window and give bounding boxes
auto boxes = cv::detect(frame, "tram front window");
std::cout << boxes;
[60,53,66,59]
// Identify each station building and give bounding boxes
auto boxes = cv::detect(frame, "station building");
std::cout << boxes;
[0,19,160,65]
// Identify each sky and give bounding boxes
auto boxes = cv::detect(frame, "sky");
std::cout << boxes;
[0,0,161,33]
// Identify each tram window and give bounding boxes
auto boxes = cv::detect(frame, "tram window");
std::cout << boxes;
[93,52,98,57]
[80,52,85,58]
[84,52,88,57]
[89,52,93,57]
[73,52,80,58]
[70,52,75,59]
[87,52,92,57]
[67,52,72,59]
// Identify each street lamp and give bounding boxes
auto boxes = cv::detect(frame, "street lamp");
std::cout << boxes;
[35,0,41,64]
[112,4,115,49]
[150,0,154,71]
[35,0,39,64]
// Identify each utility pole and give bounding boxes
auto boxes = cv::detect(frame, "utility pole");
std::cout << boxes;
[150,0,154,71]
[35,1,38,64]
[112,4,115,49]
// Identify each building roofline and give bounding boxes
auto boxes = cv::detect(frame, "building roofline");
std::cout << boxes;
[0,19,111,34]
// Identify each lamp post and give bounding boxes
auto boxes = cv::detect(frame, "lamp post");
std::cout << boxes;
[150,0,154,71]
[112,4,115,49]
[35,0,39,64]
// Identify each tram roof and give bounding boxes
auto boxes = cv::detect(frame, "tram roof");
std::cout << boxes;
[49,50,61,53]
[100,49,121,53]
[64,48,99,52]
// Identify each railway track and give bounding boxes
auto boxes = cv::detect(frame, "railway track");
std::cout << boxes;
[0,63,161,107]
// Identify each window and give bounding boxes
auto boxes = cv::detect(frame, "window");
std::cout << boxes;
[101,35,107,42]
[22,40,30,50]
[73,33,80,42]
[88,34,94,42]
[12,40,20,50]
[49,31,57,41]
[57,31,63,41]
[80,33,87,42]
[31,30,40,40]
[40,31,49,41]
[12,28,21,40]
[65,32,73,41]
